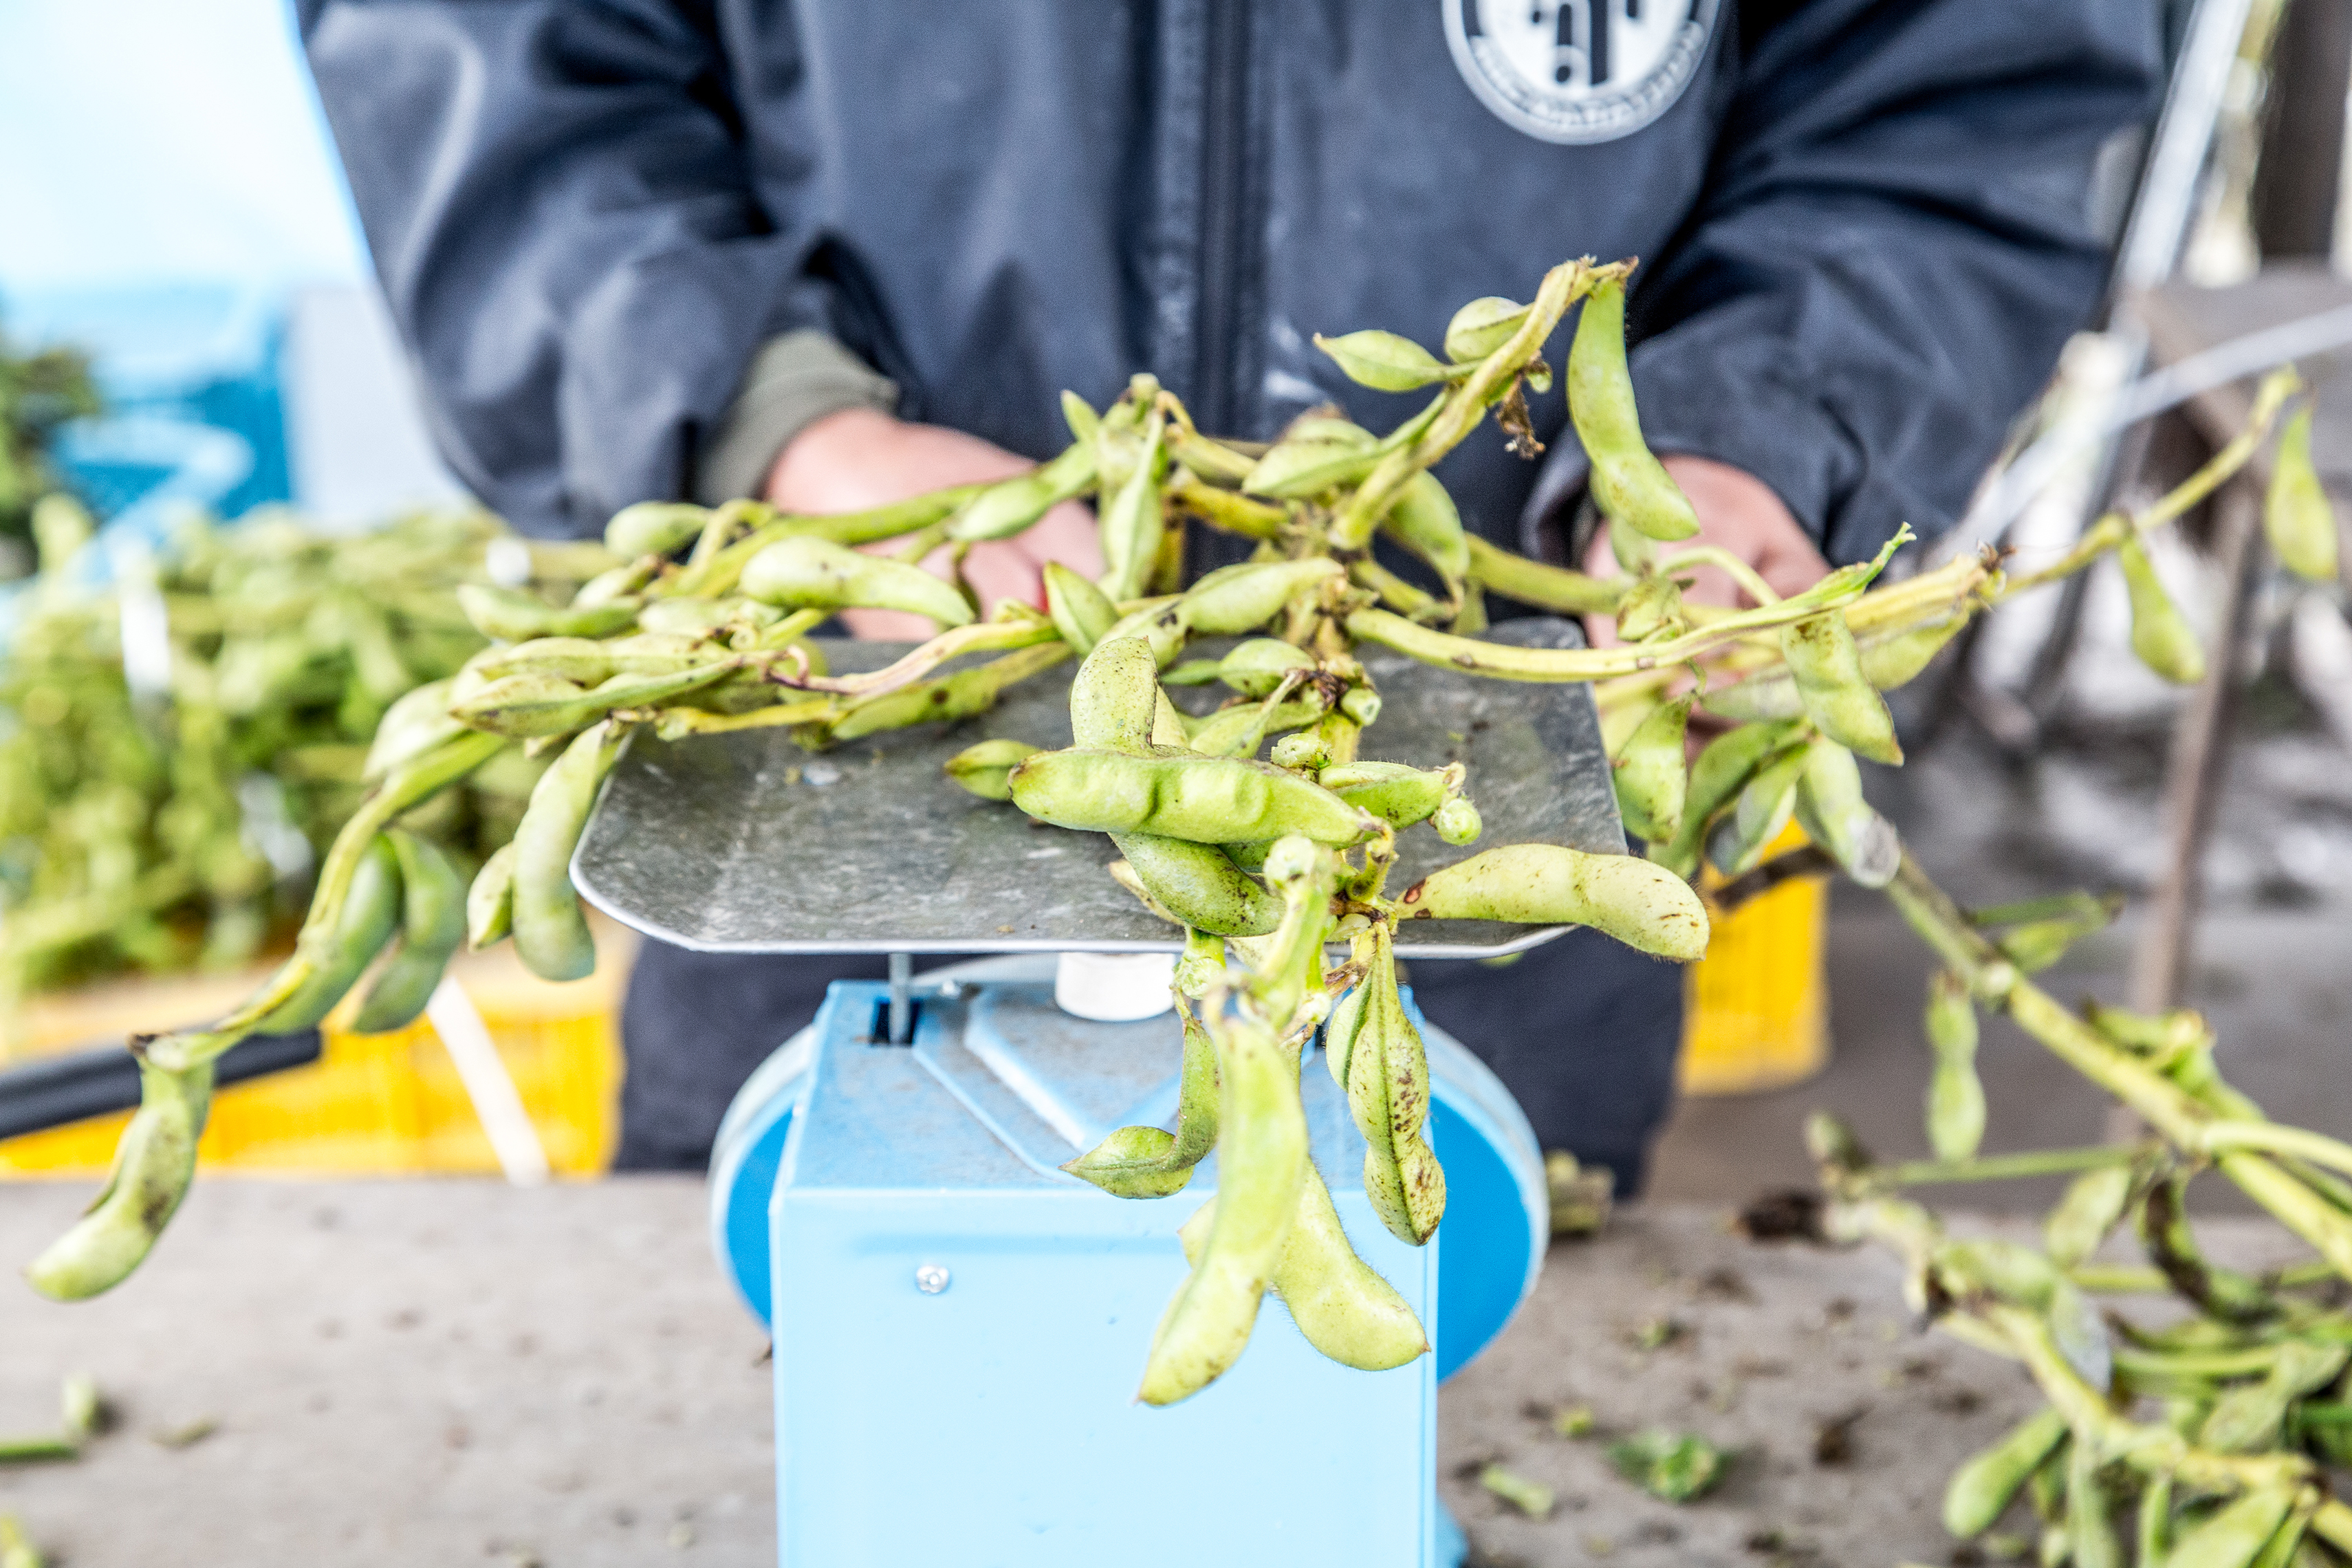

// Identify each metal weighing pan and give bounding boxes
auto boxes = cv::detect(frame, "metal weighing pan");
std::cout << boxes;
[575,616,1622,959]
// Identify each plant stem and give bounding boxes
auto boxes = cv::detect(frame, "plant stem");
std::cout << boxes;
[1463,535,1624,616]
[1876,1144,2142,1188]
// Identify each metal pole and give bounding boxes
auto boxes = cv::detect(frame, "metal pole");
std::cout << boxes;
[889,951,914,1045]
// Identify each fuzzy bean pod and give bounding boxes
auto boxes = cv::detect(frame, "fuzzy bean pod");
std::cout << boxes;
[603,501,708,560]
[1179,1160,1427,1370]
[24,1060,215,1301]
[456,584,638,642]
[510,722,625,983]
[351,829,468,1034]
[1379,472,1470,592]
[253,835,404,1034]
[2116,532,2207,686]
[1609,695,1690,845]
[1044,561,1120,654]
[740,535,974,628]
[1176,558,1344,635]
[1782,612,1901,764]
[1567,276,1698,542]
[1445,296,1529,363]
[948,439,1098,542]
[944,739,1043,801]
[1137,1010,1309,1405]
[1400,842,1710,962]
[1010,748,1377,845]
[1063,999,1223,1198]
[2263,406,2337,584]
[1924,968,1985,1162]
[1943,1406,2068,1538]
[1097,412,1168,602]
[1792,739,1899,888]
[467,842,519,950]
[1324,925,1446,1245]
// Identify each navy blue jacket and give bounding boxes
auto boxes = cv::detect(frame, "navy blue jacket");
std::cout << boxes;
[299,1,2159,566]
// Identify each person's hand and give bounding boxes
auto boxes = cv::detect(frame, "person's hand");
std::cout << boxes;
[763,406,1103,640]
[1580,455,1829,645]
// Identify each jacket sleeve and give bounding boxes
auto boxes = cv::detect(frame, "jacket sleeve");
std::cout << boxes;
[298,0,875,538]
[1528,0,2162,567]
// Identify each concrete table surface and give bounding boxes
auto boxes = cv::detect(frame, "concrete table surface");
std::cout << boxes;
[0,1179,2299,1568]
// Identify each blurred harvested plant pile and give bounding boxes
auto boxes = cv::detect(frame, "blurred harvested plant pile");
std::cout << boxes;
[0,500,611,1034]
[0,326,100,570]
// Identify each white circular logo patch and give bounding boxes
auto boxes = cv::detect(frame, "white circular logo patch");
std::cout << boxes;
[1444,0,1719,145]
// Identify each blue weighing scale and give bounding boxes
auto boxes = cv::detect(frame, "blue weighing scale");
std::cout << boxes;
[574,622,1624,1568]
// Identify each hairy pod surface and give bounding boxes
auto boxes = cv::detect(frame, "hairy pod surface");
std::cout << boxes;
[1402,843,1709,962]
[1044,561,1119,654]
[741,535,974,628]
[1792,739,1899,888]
[1010,748,1377,845]
[1069,635,1162,753]
[351,829,468,1034]
[254,834,404,1035]
[1568,277,1699,543]
[512,722,624,982]
[1177,558,1345,635]
[26,1060,216,1300]
[1137,1012,1309,1405]
[1445,296,1529,363]
[1923,968,1985,1161]
[1181,1162,1428,1370]
[1110,834,1283,935]
[1611,695,1690,845]
[1651,718,1808,879]
[1325,925,1446,1245]
[457,583,638,642]
[1781,613,1901,764]
[948,440,1097,543]
[944,738,1043,801]
[1380,472,1471,589]
[604,501,707,560]
[1943,1406,2068,1538]
[467,841,519,950]
[2115,532,2206,686]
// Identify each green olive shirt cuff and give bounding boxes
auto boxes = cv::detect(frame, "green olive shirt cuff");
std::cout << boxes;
[693,330,900,505]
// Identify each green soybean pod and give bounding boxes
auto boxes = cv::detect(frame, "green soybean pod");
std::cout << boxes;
[1097,412,1168,602]
[604,500,708,560]
[1859,613,1968,692]
[1069,635,1162,752]
[1783,612,1902,764]
[363,677,466,782]
[24,1060,215,1301]
[1176,558,1344,635]
[1241,435,1382,499]
[1924,968,1984,1161]
[467,842,519,950]
[739,535,974,628]
[2164,1488,2296,1568]
[1045,561,1120,654]
[511,721,626,983]
[1213,638,1318,699]
[1651,717,1808,879]
[1180,1161,1427,1371]
[2040,1164,2133,1269]
[1567,276,1699,542]
[825,644,1068,742]
[1313,328,1455,392]
[948,439,1099,543]
[1610,695,1691,845]
[252,835,405,1034]
[1064,999,1223,1198]
[944,738,1043,801]
[1613,571,1687,644]
[1184,697,1323,759]
[1710,740,1809,878]
[1399,842,1710,963]
[1060,389,1100,444]
[350,829,468,1034]
[455,663,736,739]
[455,583,640,642]
[1943,1406,2067,1538]
[1445,296,1529,363]
[2116,532,2207,685]
[1137,1011,1309,1406]
[1379,472,1471,591]
[2264,406,2338,584]
[1111,834,1282,936]
[1792,737,1899,888]
[475,636,620,685]
[2064,1436,2123,1568]
[1432,796,1482,846]
[1325,928,1446,1245]
[1008,748,1376,845]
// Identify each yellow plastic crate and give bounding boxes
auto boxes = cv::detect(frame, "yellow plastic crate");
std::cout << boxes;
[0,922,635,1179]
[1677,818,1829,1097]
